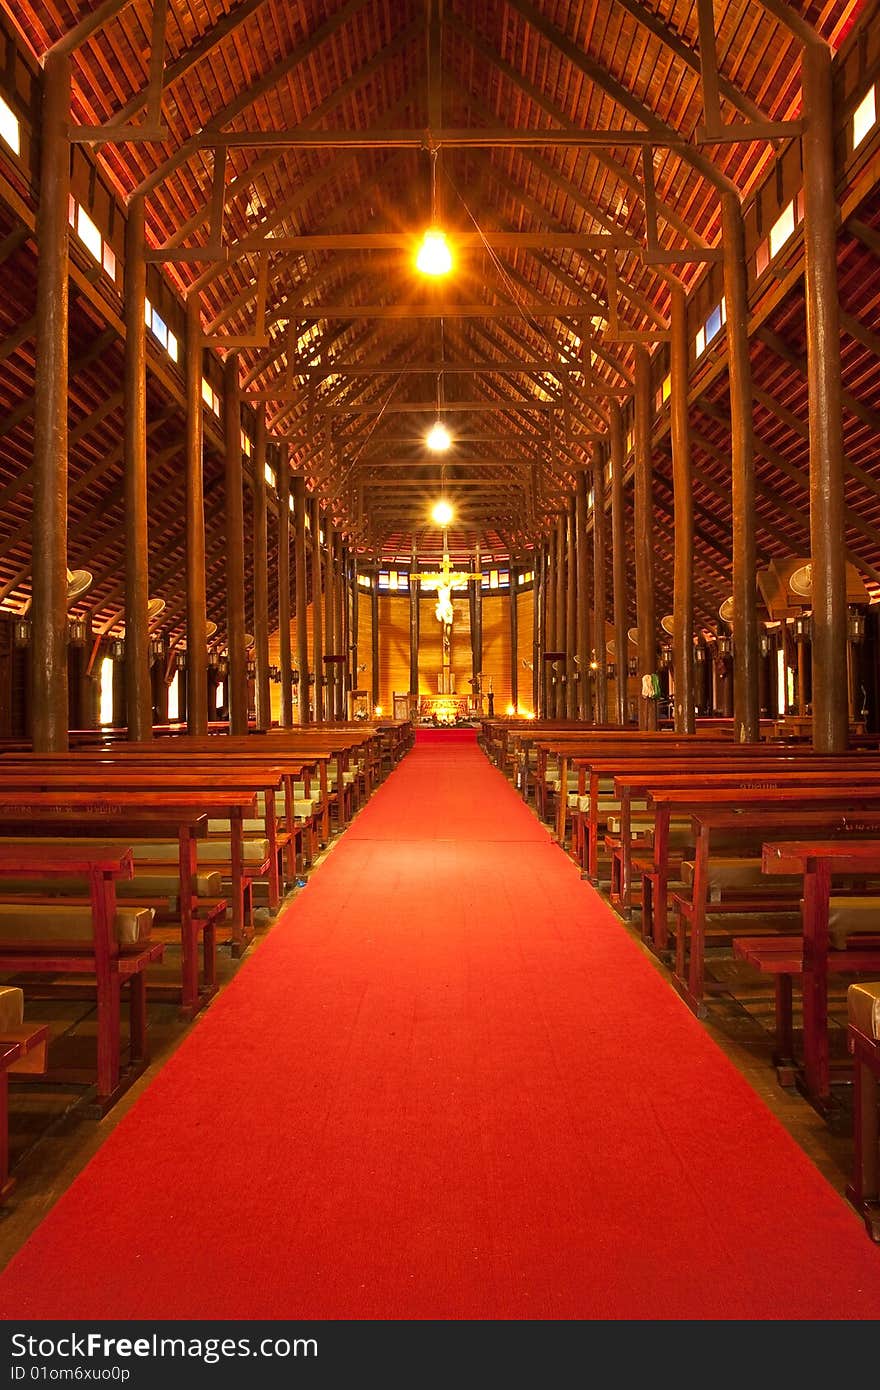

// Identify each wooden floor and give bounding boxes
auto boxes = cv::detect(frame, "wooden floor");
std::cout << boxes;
[0,836,858,1271]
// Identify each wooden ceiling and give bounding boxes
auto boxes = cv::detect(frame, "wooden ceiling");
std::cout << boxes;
[0,0,878,641]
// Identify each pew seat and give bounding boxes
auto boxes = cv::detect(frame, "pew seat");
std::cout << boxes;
[0,901,153,946]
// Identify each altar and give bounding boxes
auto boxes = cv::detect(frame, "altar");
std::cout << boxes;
[419,694,481,724]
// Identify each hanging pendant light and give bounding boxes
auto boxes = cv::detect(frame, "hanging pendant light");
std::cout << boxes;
[426,420,451,452]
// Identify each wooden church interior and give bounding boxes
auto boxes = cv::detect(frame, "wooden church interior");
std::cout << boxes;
[0,0,879,1319]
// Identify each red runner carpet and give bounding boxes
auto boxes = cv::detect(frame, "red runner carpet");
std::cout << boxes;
[2,729,880,1319]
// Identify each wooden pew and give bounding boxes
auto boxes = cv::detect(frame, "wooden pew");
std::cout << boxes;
[0,984,48,1200]
[0,790,257,1016]
[847,979,880,1240]
[0,841,161,1110]
[657,801,880,1017]
[731,841,880,1107]
[607,761,880,912]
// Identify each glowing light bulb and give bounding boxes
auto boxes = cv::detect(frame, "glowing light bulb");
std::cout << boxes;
[426,421,451,452]
[432,499,454,526]
[374,705,383,716]
[416,228,453,276]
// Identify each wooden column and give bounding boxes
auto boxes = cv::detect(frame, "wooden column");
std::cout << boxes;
[277,448,293,728]
[533,547,543,715]
[252,408,272,730]
[311,498,324,720]
[545,526,557,715]
[509,563,519,710]
[223,352,248,733]
[323,514,336,719]
[670,286,695,734]
[591,448,608,724]
[350,553,359,702]
[722,191,760,743]
[409,538,420,699]
[634,346,657,730]
[122,193,152,742]
[31,52,71,752]
[470,544,483,690]
[575,472,592,722]
[554,514,566,717]
[370,572,379,712]
[609,402,629,726]
[293,475,309,722]
[184,296,208,733]
[803,42,848,754]
[341,543,351,717]
[565,498,577,718]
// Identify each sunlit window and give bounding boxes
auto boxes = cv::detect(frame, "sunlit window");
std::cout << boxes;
[853,85,876,150]
[264,462,276,488]
[99,656,115,727]
[76,204,103,262]
[167,669,180,721]
[0,94,20,155]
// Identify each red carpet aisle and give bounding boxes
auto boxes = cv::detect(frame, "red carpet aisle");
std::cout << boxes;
[2,730,880,1320]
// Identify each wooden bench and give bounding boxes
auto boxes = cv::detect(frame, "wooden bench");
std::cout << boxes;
[847,979,880,1240]
[0,791,258,1016]
[667,808,880,1015]
[730,842,880,1108]
[0,842,161,1111]
[0,983,48,1200]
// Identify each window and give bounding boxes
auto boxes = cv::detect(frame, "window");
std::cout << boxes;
[756,192,805,277]
[215,681,225,712]
[695,298,727,359]
[0,94,20,155]
[358,573,372,589]
[167,669,180,722]
[144,298,179,363]
[99,656,114,727]
[241,431,252,458]
[853,85,877,149]
[201,378,221,415]
[166,331,179,363]
[75,204,103,262]
[264,462,276,489]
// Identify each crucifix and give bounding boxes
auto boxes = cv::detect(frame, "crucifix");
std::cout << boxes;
[411,530,484,696]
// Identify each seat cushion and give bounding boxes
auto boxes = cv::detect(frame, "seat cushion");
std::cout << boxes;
[0,903,153,947]
[0,872,221,899]
[848,981,880,1040]
[0,985,23,1033]
[829,897,880,950]
[680,857,801,892]
[132,840,270,866]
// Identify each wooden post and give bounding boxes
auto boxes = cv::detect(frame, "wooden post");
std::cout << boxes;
[252,407,272,730]
[223,352,248,734]
[803,42,848,754]
[545,525,557,717]
[565,498,577,718]
[323,514,336,719]
[609,402,629,726]
[311,498,324,720]
[370,571,379,713]
[555,514,566,717]
[409,538,419,701]
[670,286,695,734]
[276,447,293,728]
[184,296,208,734]
[122,194,152,742]
[722,191,760,743]
[341,543,351,717]
[592,448,608,724]
[350,552,359,704]
[293,475,309,722]
[634,346,657,730]
[509,563,519,710]
[31,52,71,752]
[533,547,543,715]
[472,543,483,694]
[575,472,592,722]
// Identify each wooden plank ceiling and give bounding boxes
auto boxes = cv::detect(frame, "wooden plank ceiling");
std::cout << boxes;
[0,0,876,641]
